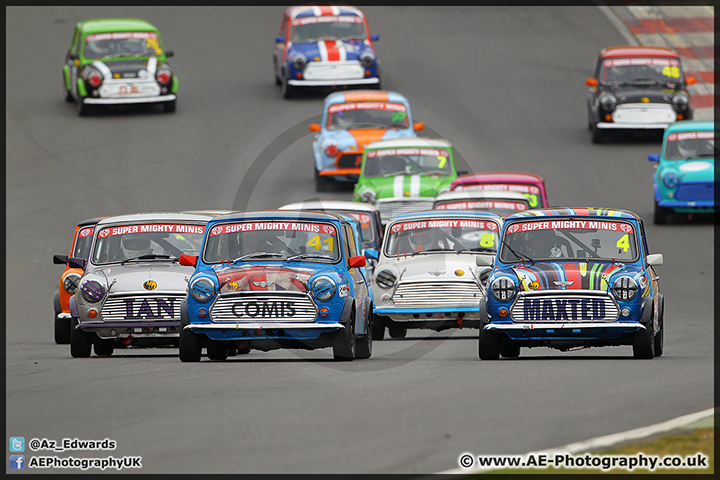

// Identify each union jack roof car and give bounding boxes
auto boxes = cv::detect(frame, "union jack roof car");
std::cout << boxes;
[450,171,549,209]
[478,208,664,359]
[274,5,380,98]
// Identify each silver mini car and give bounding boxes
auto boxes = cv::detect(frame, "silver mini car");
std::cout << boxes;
[68,212,219,357]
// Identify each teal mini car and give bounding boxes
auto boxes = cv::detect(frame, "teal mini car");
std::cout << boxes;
[649,120,715,224]
[352,138,460,224]
[62,18,178,116]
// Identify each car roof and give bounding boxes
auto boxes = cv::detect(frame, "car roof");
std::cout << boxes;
[665,120,715,133]
[285,5,365,19]
[279,200,379,213]
[209,210,346,223]
[77,216,108,227]
[324,90,409,106]
[96,212,216,225]
[78,18,159,34]
[600,45,678,59]
[389,209,503,222]
[435,190,531,202]
[505,207,640,221]
[452,171,545,185]
[364,137,452,150]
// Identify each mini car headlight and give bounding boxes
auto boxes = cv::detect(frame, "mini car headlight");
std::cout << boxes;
[80,279,106,303]
[292,53,307,70]
[83,67,104,88]
[360,51,376,68]
[155,66,173,86]
[375,269,397,290]
[311,276,336,301]
[612,276,638,301]
[599,93,617,111]
[324,143,339,157]
[190,277,216,303]
[490,276,516,302]
[63,272,82,294]
[360,190,377,204]
[672,93,689,110]
[663,171,679,189]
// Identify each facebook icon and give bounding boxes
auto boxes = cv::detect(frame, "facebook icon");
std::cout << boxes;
[10,455,25,470]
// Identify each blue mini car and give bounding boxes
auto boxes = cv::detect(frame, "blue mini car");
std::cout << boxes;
[308,90,425,191]
[649,120,715,224]
[273,5,380,98]
[477,208,664,359]
[179,210,373,361]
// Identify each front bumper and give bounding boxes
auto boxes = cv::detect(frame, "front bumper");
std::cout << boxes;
[185,322,344,341]
[485,321,643,341]
[375,306,482,321]
[77,320,180,339]
[596,103,677,130]
[84,93,176,105]
[289,78,380,87]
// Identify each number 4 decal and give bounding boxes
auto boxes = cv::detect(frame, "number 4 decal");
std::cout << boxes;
[616,234,629,252]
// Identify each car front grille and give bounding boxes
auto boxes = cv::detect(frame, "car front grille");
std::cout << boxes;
[337,153,362,169]
[675,181,715,202]
[100,294,184,321]
[612,104,676,125]
[376,198,435,223]
[210,292,318,323]
[393,282,482,308]
[510,292,619,322]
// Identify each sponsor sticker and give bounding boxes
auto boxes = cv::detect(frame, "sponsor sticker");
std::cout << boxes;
[436,201,528,211]
[603,57,678,68]
[667,131,718,142]
[97,224,205,238]
[328,102,406,114]
[293,15,362,26]
[209,222,336,236]
[86,32,158,42]
[389,219,498,233]
[78,227,94,238]
[507,220,634,234]
[339,284,350,297]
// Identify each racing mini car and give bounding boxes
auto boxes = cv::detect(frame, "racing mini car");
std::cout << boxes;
[372,210,500,338]
[353,137,459,224]
[649,120,715,224]
[433,190,531,218]
[478,208,664,359]
[52,217,105,344]
[585,45,696,143]
[274,5,380,98]
[310,90,424,190]
[178,210,373,361]
[450,171,549,209]
[68,212,214,357]
[63,18,178,115]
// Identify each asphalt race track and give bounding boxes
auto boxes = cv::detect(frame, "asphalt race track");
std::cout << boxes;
[5,6,714,475]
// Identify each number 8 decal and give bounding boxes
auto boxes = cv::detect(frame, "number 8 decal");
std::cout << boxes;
[479,233,494,248]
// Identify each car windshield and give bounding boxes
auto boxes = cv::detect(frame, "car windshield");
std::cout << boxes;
[326,102,409,130]
[384,218,499,257]
[291,16,366,42]
[452,182,544,208]
[499,219,639,263]
[73,226,96,258]
[343,212,376,245]
[92,223,205,264]
[203,221,341,264]
[363,147,453,178]
[599,57,683,86]
[83,31,163,59]
[434,198,530,217]
[662,131,717,160]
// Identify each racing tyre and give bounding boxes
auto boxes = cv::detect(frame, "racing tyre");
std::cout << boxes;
[499,342,520,358]
[77,98,91,116]
[355,312,372,359]
[163,99,176,113]
[70,318,92,358]
[207,342,228,361]
[179,329,202,362]
[388,324,406,339]
[478,329,500,360]
[281,72,295,99]
[653,297,664,357]
[273,57,281,85]
[371,313,385,340]
[632,323,655,359]
[332,312,356,361]
[93,339,114,357]
[55,317,71,345]
[63,74,73,102]
[591,123,605,144]
[315,168,332,192]
[653,200,670,225]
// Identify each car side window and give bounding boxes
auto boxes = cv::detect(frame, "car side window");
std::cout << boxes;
[279,14,287,37]
[345,224,358,257]
[71,27,81,54]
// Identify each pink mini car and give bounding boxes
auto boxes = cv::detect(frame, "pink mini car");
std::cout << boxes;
[450,172,549,209]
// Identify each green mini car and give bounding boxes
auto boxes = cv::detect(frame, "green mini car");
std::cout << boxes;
[62,18,178,116]
[353,138,460,224]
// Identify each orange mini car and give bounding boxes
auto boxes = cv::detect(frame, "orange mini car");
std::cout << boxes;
[52,217,105,344]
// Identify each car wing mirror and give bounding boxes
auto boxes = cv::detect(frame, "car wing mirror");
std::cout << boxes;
[586,78,598,86]
[685,75,697,85]
[179,254,198,267]
[646,253,663,266]
[276,36,285,43]
[476,254,494,267]
[69,53,79,61]
[364,248,379,261]
[68,257,86,269]
[370,34,380,42]
[309,123,321,132]
[53,254,69,265]
[348,255,366,268]
[648,153,660,162]
[165,50,174,58]
[413,122,424,131]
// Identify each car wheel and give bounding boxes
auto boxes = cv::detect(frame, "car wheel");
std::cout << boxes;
[478,328,500,360]
[591,123,605,144]
[388,324,406,339]
[63,74,73,102]
[70,318,92,358]
[371,313,385,340]
[55,316,71,345]
[207,342,228,361]
[77,98,91,116]
[332,312,356,361]
[499,342,520,358]
[653,200,669,225]
[179,329,202,362]
[273,57,281,86]
[163,99,176,113]
[315,168,332,192]
[653,297,664,357]
[632,322,655,359]
[93,339,114,357]
[281,71,295,99]
[355,311,373,359]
